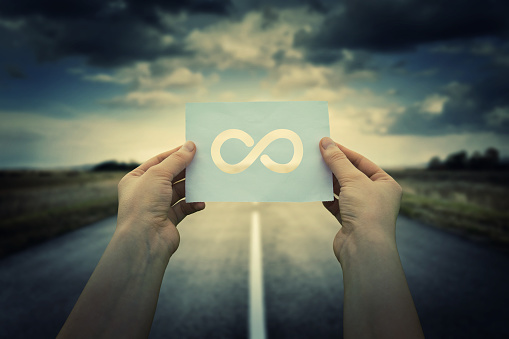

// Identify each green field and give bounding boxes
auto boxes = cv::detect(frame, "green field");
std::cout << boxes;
[1,169,508,258]
[0,170,125,258]
[389,169,509,244]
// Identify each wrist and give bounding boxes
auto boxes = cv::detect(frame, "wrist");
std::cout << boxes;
[113,221,176,267]
[335,228,397,268]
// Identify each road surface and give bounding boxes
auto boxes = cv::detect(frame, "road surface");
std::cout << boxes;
[1,202,508,338]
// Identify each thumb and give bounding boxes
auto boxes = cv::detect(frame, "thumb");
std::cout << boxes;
[153,141,196,181]
[320,137,364,186]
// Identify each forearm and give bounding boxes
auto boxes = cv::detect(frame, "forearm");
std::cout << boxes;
[340,233,424,339]
[58,227,171,339]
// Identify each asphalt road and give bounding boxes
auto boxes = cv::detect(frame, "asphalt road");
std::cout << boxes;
[1,202,508,338]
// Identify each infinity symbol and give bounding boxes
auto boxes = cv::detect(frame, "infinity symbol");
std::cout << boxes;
[211,129,303,174]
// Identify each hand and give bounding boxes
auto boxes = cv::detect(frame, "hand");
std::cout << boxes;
[319,137,403,263]
[320,137,423,339]
[116,141,205,258]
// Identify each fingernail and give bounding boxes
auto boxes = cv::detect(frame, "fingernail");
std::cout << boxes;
[321,137,336,150]
[182,141,195,152]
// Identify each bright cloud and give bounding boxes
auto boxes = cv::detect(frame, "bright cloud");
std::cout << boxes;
[2,2,508,169]
[84,63,216,108]
[102,91,183,108]
[185,9,322,69]
[268,63,333,93]
[84,64,206,90]
[302,87,356,103]
[419,94,449,114]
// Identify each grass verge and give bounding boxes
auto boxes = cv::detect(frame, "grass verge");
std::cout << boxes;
[0,196,119,258]
[400,192,509,244]
[0,170,124,259]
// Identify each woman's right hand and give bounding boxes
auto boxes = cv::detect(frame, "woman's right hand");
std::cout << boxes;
[319,137,403,263]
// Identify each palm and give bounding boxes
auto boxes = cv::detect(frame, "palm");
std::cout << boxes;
[118,162,203,256]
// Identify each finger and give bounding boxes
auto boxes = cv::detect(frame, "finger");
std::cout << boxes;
[335,143,390,182]
[320,137,366,186]
[171,180,186,206]
[130,145,182,177]
[323,174,341,220]
[172,169,186,184]
[323,175,339,199]
[172,200,206,226]
[149,141,196,181]
[323,199,341,221]
[332,175,340,196]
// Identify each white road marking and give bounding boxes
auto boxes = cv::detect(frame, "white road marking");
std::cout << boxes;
[249,210,267,339]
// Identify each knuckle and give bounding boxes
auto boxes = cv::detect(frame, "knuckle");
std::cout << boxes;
[155,154,167,164]
[117,174,130,189]
[351,171,366,180]
[171,151,189,166]
[146,165,166,178]
[327,149,348,164]
[388,180,403,196]
[340,171,365,185]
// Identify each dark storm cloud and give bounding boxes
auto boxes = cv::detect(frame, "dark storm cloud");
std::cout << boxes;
[4,65,25,79]
[296,0,509,55]
[19,15,189,67]
[1,0,507,136]
[0,0,232,20]
[0,0,331,68]
[388,68,509,135]
[260,7,279,29]
[291,0,509,135]
[230,0,330,13]
[383,38,509,135]
[385,39,509,135]
[0,0,232,67]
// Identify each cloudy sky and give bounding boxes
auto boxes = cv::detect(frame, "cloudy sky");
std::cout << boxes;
[1,0,508,168]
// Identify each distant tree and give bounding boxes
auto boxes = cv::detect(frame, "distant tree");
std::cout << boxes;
[483,147,500,169]
[428,147,505,171]
[92,160,140,172]
[444,150,467,170]
[468,151,483,170]
[500,156,509,170]
[427,156,443,170]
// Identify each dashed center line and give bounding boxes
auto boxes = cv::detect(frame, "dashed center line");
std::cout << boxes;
[249,210,267,339]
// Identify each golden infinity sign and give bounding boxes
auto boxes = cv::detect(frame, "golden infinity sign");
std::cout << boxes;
[211,129,303,174]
